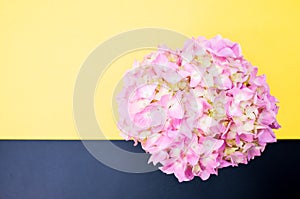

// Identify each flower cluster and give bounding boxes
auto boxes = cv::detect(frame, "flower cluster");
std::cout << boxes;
[116,35,280,182]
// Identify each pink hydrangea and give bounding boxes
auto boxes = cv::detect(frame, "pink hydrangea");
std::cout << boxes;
[116,35,281,182]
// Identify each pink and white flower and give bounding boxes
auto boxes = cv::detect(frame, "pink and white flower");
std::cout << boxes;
[116,35,281,182]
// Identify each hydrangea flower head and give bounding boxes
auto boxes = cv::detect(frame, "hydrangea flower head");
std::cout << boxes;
[116,35,280,182]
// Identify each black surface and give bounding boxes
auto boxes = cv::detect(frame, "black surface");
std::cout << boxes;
[0,140,299,199]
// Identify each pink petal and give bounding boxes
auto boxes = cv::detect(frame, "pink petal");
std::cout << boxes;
[257,129,276,143]
[168,101,184,119]
[199,170,211,181]
[230,152,247,165]
[239,132,254,142]
[217,47,236,58]
[148,150,169,165]
[247,147,261,160]
[258,111,275,126]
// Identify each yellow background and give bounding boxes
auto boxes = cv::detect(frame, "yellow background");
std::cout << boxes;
[1,0,299,139]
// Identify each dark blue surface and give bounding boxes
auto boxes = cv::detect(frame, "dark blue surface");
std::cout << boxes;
[0,140,299,199]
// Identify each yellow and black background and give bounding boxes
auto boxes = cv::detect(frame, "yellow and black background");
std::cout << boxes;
[1,0,300,198]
